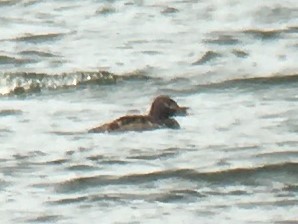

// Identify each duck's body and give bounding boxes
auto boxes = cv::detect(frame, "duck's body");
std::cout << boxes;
[88,95,188,133]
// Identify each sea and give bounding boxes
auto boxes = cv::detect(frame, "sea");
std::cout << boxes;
[0,0,298,223]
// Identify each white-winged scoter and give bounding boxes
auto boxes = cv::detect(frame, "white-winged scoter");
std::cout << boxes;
[88,95,188,133]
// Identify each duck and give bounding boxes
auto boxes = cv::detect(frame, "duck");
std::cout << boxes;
[88,95,188,133]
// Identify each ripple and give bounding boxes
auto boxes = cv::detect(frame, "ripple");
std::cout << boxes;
[54,162,298,193]
[14,33,65,43]
[161,7,179,15]
[242,29,283,40]
[48,190,204,205]
[67,164,97,171]
[204,34,239,45]
[128,150,177,161]
[19,50,58,58]
[192,51,221,65]
[0,55,32,65]
[0,109,23,116]
[26,214,63,223]
[153,189,204,203]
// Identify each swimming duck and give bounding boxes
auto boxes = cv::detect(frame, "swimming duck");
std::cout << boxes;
[88,95,188,133]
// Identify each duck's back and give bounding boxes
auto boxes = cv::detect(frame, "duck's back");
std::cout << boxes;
[88,115,160,133]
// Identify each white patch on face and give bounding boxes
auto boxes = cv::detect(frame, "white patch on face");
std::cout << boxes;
[164,102,171,108]
[167,102,178,110]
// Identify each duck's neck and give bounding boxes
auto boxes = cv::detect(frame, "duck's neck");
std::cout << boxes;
[149,110,168,121]
[162,118,180,129]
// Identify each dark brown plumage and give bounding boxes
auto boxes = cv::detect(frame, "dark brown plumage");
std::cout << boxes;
[88,95,188,133]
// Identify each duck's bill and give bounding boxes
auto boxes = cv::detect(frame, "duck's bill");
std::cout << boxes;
[174,106,188,116]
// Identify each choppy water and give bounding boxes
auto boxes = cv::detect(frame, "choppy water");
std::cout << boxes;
[1,0,298,223]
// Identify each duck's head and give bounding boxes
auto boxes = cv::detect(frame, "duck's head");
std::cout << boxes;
[149,95,188,120]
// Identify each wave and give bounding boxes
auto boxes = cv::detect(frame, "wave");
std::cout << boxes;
[242,26,298,39]
[48,189,204,205]
[191,73,298,93]
[53,162,298,193]
[1,70,298,96]
[0,70,153,96]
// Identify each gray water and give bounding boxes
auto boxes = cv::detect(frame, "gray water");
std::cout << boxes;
[1,0,298,223]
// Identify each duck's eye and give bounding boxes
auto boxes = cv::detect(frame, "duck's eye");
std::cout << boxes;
[168,102,178,109]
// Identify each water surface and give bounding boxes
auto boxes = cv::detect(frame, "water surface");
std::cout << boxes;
[0,0,298,223]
